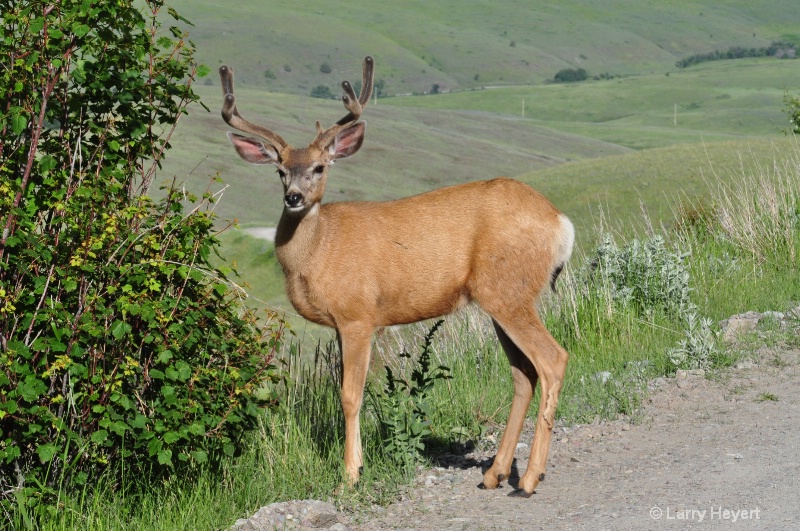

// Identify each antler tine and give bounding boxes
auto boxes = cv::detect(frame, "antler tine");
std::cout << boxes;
[357,55,374,106]
[314,56,375,147]
[219,65,288,150]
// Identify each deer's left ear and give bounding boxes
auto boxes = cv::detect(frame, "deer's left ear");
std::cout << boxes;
[328,122,366,160]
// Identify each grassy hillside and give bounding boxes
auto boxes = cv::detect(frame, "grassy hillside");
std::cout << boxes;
[157,85,629,226]
[384,59,800,149]
[158,59,799,225]
[172,0,798,95]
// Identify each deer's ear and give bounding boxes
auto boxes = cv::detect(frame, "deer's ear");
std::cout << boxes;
[328,122,365,160]
[227,132,279,164]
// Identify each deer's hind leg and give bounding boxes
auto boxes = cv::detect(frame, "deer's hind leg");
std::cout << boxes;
[482,307,568,497]
[480,320,539,490]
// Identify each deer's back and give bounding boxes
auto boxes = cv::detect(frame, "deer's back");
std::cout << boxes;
[283,178,566,328]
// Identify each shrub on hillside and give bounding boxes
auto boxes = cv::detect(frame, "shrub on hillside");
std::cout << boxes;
[676,41,798,68]
[310,85,335,99]
[554,68,588,83]
[0,0,284,517]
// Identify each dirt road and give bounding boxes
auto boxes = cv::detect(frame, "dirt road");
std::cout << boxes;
[358,343,800,530]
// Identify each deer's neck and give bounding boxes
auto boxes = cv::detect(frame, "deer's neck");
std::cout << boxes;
[274,203,324,273]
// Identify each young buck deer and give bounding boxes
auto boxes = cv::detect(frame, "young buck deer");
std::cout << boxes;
[219,56,574,497]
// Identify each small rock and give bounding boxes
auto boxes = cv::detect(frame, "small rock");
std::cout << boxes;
[593,371,612,384]
[231,500,347,531]
[515,442,529,452]
[720,315,760,342]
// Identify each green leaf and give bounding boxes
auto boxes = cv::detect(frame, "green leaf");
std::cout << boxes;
[90,430,109,444]
[129,414,147,430]
[175,361,191,381]
[148,438,162,456]
[10,111,27,136]
[191,450,208,463]
[163,431,180,444]
[39,155,57,173]
[36,444,58,463]
[18,376,47,402]
[72,22,90,37]
[111,320,132,339]
[157,449,172,466]
[109,421,129,436]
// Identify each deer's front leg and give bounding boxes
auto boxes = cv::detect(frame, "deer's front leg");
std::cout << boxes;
[338,323,374,485]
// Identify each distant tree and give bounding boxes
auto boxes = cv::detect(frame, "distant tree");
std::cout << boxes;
[430,83,440,94]
[310,85,334,99]
[264,68,276,80]
[554,68,588,83]
[320,62,332,74]
[283,63,292,72]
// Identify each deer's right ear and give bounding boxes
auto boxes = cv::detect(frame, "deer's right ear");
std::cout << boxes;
[227,132,279,165]
[330,122,366,160]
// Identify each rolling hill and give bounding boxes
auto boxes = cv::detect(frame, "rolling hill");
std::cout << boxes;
[171,0,799,95]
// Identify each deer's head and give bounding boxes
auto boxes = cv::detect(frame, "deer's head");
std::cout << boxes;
[220,57,374,215]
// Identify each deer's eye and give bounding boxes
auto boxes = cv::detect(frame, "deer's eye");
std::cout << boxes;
[277,169,286,179]
[314,165,325,174]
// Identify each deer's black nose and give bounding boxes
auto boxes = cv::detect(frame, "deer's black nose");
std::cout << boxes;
[284,193,303,208]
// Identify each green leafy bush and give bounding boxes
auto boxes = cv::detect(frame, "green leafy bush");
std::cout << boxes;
[784,91,800,135]
[373,321,451,470]
[0,0,284,516]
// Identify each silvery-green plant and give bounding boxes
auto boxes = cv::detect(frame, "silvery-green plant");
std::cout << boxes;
[587,234,692,317]
[668,311,719,370]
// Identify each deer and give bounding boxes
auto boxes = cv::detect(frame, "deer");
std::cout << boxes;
[219,56,574,498]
